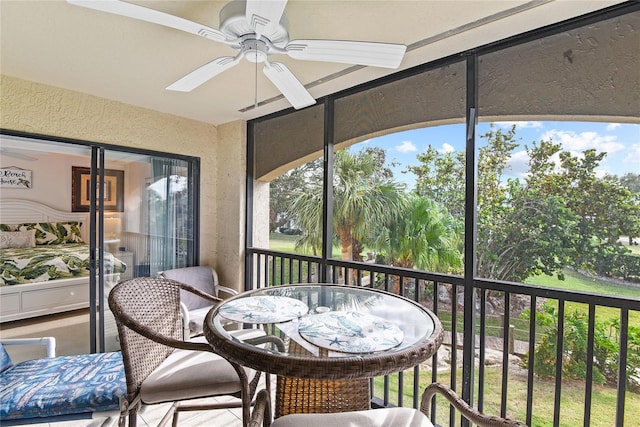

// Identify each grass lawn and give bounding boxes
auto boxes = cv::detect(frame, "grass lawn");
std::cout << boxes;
[526,267,640,299]
[269,232,300,252]
[269,232,342,257]
[375,366,640,426]
[526,268,640,326]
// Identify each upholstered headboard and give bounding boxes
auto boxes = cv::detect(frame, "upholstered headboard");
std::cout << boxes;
[0,199,89,242]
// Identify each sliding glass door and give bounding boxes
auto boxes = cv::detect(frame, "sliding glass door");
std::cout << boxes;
[98,149,198,351]
[0,131,199,354]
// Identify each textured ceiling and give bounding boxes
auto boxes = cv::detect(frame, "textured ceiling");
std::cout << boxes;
[0,1,625,126]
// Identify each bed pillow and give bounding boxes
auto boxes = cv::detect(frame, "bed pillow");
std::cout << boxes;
[0,343,12,374]
[0,230,36,249]
[17,222,84,245]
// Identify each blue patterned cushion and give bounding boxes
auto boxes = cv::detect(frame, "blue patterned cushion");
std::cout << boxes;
[0,345,12,374]
[0,351,126,420]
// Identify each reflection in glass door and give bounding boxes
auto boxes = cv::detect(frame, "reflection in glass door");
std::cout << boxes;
[98,150,198,351]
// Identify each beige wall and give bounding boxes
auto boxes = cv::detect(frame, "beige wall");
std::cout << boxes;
[0,74,247,290]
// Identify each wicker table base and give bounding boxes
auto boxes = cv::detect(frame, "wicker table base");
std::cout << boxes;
[275,376,371,418]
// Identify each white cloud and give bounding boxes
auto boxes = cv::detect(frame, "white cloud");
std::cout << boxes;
[438,143,455,154]
[495,121,544,129]
[507,150,530,178]
[541,129,624,154]
[623,143,640,164]
[396,140,416,153]
[606,123,621,131]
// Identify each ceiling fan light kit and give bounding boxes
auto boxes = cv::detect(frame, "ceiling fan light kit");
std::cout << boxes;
[67,0,407,110]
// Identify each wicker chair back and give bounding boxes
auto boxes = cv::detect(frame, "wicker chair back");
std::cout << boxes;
[109,277,183,401]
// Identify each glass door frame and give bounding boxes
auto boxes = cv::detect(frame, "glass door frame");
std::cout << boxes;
[0,129,201,354]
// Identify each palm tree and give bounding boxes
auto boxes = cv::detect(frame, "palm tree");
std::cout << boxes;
[374,194,463,273]
[290,148,406,261]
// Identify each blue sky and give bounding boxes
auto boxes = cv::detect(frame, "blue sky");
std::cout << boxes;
[361,121,640,190]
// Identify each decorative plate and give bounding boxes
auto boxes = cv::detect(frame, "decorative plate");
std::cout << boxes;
[298,311,404,353]
[219,296,309,324]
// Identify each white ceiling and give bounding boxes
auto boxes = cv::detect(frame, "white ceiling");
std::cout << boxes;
[0,0,624,126]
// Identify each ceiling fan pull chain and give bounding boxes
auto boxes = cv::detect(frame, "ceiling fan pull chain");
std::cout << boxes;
[255,51,258,109]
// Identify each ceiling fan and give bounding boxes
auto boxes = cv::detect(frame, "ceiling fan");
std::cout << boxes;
[67,0,406,110]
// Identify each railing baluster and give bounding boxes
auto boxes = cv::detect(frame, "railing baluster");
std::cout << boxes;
[288,258,294,284]
[478,289,486,413]
[279,256,285,285]
[431,280,439,423]
[616,308,629,427]
[255,254,262,289]
[526,295,536,426]
[271,255,276,285]
[450,283,458,427]
[501,292,510,418]
[584,304,596,427]
[553,300,565,427]
[398,370,404,407]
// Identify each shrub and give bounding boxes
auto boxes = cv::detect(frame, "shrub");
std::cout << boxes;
[522,303,639,392]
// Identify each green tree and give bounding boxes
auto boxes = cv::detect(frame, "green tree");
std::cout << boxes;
[269,159,322,233]
[606,173,640,246]
[373,194,463,272]
[525,143,640,273]
[290,148,406,261]
[409,123,640,282]
[620,172,640,194]
[410,146,466,220]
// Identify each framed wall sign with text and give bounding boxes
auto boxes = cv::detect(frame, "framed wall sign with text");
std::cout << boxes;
[0,167,32,189]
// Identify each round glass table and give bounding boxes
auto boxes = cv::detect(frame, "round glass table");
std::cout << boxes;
[204,284,443,416]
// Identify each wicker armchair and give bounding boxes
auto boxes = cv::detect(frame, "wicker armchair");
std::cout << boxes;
[158,266,238,338]
[253,382,527,427]
[108,277,263,427]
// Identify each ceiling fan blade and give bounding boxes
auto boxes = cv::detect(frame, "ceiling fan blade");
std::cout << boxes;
[245,0,287,38]
[285,39,406,69]
[67,0,228,42]
[263,62,316,110]
[167,56,241,92]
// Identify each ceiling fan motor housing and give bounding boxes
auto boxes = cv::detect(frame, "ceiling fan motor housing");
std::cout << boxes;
[242,38,269,63]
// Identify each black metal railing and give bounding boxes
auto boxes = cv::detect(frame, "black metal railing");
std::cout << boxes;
[247,247,640,427]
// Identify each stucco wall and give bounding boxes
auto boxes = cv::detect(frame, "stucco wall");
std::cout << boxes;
[215,121,247,289]
[0,74,247,289]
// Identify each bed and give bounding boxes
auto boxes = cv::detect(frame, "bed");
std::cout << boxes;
[0,199,127,324]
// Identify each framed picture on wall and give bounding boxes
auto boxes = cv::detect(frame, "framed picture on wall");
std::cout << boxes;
[72,167,124,212]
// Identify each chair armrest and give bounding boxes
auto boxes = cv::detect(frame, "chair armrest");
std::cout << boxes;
[245,335,286,353]
[216,285,239,297]
[179,301,191,340]
[420,383,527,427]
[181,283,222,304]
[248,389,272,427]
[1,337,56,358]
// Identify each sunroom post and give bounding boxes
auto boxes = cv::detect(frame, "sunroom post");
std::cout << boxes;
[461,53,479,425]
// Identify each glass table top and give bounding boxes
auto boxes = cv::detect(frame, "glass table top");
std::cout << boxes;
[205,284,443,379]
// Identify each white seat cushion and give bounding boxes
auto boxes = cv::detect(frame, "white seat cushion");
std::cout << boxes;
[140,336,255,404]
[271,407,434,427]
